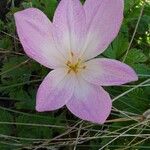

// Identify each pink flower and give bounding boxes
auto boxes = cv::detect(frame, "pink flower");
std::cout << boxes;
[14,0,138,124]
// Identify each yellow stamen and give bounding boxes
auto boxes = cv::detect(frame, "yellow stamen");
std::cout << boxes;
[66,52,86,74]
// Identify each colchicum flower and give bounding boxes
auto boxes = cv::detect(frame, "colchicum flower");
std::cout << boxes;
[14,0,138,124]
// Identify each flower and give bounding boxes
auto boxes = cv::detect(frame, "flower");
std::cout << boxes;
[14,0,138,124]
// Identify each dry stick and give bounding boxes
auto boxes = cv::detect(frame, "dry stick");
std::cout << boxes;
[117,135,150,150]
[38,116,142,145]
[105,116,143,123]
[73,122,83,150]
[74,121,138,147]
[33,120,83,149]
[37,133,150,142]
[119,126,147,150]
[33,133,150,144]
[81,110,140,133]
[92,122,138,142]
[71,136,150,150]
[13,128,150,149]
[123,3,145,62]
[42,132,150,148]
[0,141,22,147]
[32,136,149,148]
[112,108,139,116]
[112,106,150,130]
[112,107,142,122]
[39,123,150,143]
[126,124,146,146]
[50,115,141,143]
[0,121,110,147]
[113,108,139,116]
[98,120,149,150]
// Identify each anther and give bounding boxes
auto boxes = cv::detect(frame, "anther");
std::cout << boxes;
[67,69,71,74]
[71,51,74,57]
[66,61,71,66]
[83,66,86,69]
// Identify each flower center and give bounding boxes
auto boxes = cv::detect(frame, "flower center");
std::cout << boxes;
[66,52,86,74]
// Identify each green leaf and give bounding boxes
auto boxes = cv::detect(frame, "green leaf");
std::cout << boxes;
[1,56,31,84]
[103,32,129,59]
[16,115,52,138]
[16,113,65,139]
[124,49,147,65]
[31,0,58,20]
[0,19,4,30]
[113,88,149,113]
[0,37,12,50]
[10,89,35,110]
[0,110,13,135]
[132,64,150,75]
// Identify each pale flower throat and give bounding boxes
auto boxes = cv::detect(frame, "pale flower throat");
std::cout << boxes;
[66,51,86,74]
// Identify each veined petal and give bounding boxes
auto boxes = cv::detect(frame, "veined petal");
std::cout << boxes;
[82,0,124,60]
[53,0,86,57]
[36,68,75,112]
[66,77,112,124]
[14,8,65,69]
[81,58,138,86]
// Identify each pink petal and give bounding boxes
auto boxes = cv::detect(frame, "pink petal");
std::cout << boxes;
[36,69,75,112]
[66,77,112,124]
[53,0,86,56]
[82,0,124,60]
[81,58,138,86]
[14,8,65,69]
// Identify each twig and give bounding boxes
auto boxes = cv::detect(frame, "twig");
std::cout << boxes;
[73,122,83,150]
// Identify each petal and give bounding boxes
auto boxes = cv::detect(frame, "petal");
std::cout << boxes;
[53,0,86,57]
[81,58,138,86]
[36,68,75,112]
[14,8,65,69]
[66,77,112,124]
[82,0,124,60]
